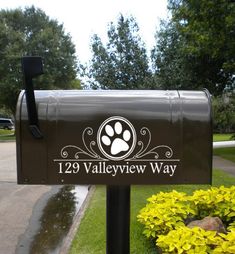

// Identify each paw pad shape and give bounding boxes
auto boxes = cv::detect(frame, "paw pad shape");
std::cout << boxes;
[101,122,131,155]
[97,116,136,160]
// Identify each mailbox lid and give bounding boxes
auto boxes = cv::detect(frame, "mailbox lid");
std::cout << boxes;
[16,90,212,185]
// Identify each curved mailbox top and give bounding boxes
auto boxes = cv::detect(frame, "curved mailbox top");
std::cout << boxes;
[16,90,212,185]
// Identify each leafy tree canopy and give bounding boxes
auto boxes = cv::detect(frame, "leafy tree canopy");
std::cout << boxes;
[0,6,79,114]
[83,15,156,89]
[151,21,193,90]
[152,0,235,95]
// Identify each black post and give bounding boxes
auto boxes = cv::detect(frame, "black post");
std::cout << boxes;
[106,185,130,254]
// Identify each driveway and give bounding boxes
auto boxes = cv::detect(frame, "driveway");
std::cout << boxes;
[0,142,51,254]
[0,142,89,254]
[0,142,18,182]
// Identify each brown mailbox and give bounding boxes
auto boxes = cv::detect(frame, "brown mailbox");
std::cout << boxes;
[16,88,212,185]
[16,57,213,254]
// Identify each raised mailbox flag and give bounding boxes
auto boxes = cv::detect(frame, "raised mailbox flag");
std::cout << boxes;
[16,90,212,185]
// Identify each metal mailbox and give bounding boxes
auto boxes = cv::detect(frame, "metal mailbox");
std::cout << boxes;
[16,89,212,185]
[16,57,213,254]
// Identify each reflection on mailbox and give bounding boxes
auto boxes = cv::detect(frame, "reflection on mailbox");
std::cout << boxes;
[16,89,212,185]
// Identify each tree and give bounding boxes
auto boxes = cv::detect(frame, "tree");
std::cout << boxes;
[152,0,235,95]
[213,95,235,133]
[83,15,155,89]
[0,6,79,114]
[151,21,193,89]
[0,105,12,118]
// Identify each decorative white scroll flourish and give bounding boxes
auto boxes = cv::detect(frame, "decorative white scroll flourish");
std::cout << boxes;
[60,127,107,161]
[126,127,173,161]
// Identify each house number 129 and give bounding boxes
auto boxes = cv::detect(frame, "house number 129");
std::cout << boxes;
[58,162,80,174]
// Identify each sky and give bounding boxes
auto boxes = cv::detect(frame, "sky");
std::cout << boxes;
[0,0,168,63]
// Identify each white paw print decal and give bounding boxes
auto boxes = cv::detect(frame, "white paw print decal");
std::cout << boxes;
[102,122,131,155]
[97,116,136,160]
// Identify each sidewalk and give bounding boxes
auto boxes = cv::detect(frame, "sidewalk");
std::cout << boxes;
[213,156,235,177]
[0,142,54,254]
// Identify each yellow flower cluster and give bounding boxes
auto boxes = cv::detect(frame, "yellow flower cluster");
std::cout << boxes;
[137,186,235,253]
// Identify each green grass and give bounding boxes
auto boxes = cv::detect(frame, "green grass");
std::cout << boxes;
[69,169,235,254]
[213,133,234,142]
[0,129,15,141]
[214,147,235,163]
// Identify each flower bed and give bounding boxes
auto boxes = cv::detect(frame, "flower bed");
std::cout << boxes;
[137,186,235,253]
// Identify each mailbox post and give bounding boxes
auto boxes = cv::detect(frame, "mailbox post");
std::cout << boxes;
[107,186,130,254]
[16,57,212,254]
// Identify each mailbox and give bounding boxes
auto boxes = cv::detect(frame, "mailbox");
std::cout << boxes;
[16,57,212,254]
[16,88,212,185]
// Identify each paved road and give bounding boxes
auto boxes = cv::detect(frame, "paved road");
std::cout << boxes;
[213,155,235,176]
[0,142,51,254]
[213,141,235,177]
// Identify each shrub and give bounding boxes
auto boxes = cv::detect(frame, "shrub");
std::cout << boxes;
[190,186,235,225]
[213,230,235,254]
[157,227,235,254]
[147,190,188,204]
[138,186,235,252]
[228,221,235,231]
[137,191,195,237]
[156,226,222,254]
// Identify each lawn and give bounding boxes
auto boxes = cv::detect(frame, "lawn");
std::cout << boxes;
[0,129,15,141]
[213,133,234,142]
[69,169,235,254]
[214,147,235,163]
